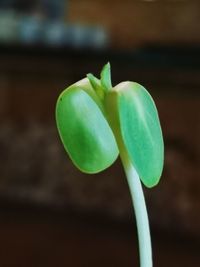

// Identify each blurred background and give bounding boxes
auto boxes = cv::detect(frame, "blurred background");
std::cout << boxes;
[0,0,200,266]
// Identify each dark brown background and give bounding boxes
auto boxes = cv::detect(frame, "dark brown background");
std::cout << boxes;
[0,1,200,266]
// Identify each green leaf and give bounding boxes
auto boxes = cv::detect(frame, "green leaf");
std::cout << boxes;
[106,82,164,187]
[100,62,112,91]
[87,73,101,90]
[56,79,119,173]
[87,73,104,100]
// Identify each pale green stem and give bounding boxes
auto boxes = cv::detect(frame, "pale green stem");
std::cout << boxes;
[121,155,152,267]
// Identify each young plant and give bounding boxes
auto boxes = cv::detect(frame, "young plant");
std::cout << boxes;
[56,63,164,267]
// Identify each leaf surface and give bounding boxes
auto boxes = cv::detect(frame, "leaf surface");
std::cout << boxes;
[114,82,164,187]
[56,80,118,173]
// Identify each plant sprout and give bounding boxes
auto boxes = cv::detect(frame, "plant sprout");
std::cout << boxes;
[56,63,164,267]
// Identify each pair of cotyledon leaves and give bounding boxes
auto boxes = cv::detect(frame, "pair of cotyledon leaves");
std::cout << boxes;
[56,63,164,188]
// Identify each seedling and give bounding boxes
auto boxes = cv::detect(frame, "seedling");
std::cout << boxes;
[56,63,164,267]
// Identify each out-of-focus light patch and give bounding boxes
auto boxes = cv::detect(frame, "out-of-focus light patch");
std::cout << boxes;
[0,1,109,49]
[0,11,109,49]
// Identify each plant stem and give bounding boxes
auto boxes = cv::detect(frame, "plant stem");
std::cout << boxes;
[121,154,152,267]
[104,89,152,267]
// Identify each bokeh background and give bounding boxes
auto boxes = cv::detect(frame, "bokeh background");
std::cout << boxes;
[0,0,199,266]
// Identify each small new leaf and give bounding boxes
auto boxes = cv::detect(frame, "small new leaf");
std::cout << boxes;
[87,73,104,100]
[100,62,112,92]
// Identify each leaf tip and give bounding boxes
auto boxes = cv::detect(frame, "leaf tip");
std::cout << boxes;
[100,62,112,91]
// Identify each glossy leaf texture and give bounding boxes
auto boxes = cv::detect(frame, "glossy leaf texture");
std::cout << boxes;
[56,78,119,174]
[106,82,164,188]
